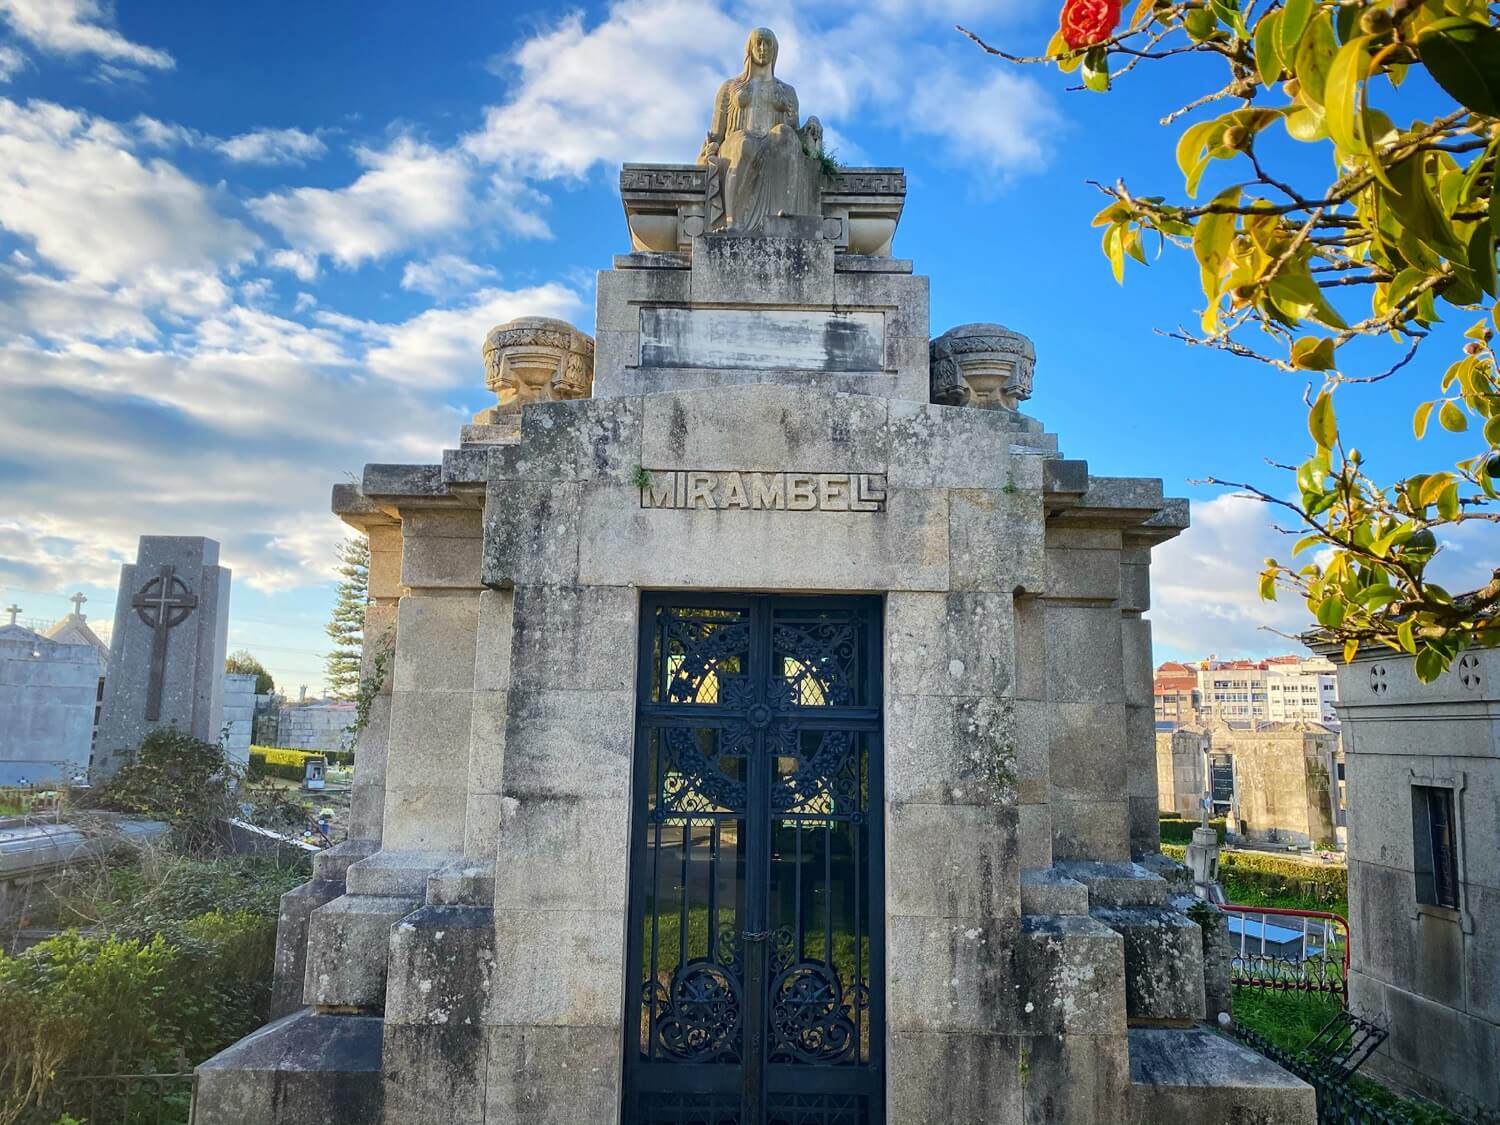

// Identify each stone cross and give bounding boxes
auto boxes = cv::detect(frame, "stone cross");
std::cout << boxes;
[70,592,87,616]
[4,604,19,626]
[131,564,199,722]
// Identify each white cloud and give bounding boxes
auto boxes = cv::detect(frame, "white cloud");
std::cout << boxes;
[249,137,473,267]
[463,0,1058,183]
[400,254,498,298]
[0,0,172,69]
[359,282,586,388]
[466,1,744,177]
[0,98,256,286]
[132,114,200,149]
[1149,493,1316,660]
[1150,491,1500,662]
[218,126,326,166]
[0,44,26,81]
[267,248,319,282]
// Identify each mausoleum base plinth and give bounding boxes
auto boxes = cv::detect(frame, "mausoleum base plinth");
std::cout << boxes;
[194,28,1314,1121]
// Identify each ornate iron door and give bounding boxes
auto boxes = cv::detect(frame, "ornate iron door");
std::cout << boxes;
[624,594,884,1125]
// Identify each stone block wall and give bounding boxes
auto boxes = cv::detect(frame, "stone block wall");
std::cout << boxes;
[1333,646,1500,1114]
[0,633,99,785]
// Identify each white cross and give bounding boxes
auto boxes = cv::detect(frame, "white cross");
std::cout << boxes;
[4,604,19,626]
[70,592,87,616]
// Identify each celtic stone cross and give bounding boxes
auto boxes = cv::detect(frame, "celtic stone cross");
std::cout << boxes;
[131,564,198,721]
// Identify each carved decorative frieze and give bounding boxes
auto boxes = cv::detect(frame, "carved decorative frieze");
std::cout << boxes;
[620,167,707,193]
[929,322,1036,411]
[475,316,595,425]
[826,172,907,194]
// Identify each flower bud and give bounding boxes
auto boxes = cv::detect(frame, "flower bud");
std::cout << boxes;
[1359,7,1393,34]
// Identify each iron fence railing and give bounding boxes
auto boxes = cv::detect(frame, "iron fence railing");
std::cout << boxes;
[1229,1024,1409,1125]
[1222,903,1351,1001]
[24,1060,194,1125]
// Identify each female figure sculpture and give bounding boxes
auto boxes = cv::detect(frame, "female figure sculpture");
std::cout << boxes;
[699,28,824,234]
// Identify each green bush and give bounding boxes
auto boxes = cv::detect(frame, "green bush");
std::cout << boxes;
[1158,815,1227,845]
[1218,851,1347,907]
[74,730,240,853]
[0,848,303,1124]
[34,848,305,935]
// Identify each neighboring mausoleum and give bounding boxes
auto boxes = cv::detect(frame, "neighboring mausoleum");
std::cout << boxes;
[194,28,1314,1125]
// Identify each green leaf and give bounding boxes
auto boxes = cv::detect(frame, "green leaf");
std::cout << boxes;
[1268,268,1350,329]
[1467,223,1497,299]
[1356,584,1402,609]
[1439,400,1468,432]
[1317,597,1346,628]
[1342,638,1359,664]
[1103,224,1126,283]
[1414,400,1436,439]
[1436,481,1460,520]
[1397,617,1417,654]
[1309,391,1338,449]
[1184,7,1218,40]
[1294,12,1338,107]
[1414,645,1447,683]
[1383,153,1465,263]
[1082,46,1110,92]
[1323,35,1371,154]
[1284,104,1327,142]
[1418,18,1500,117]
[1259,569,1278,600]
[1293,533,1325,555]
[1484,414,1500,446]
[1256,10,1285,86]
[1279,0,1314,61]
[1209,0,1247,38]
[1291,336,1338,370]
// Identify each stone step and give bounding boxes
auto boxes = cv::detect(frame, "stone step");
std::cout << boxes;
[1091,905,1206,1022]
[1127,1026,1316,1124]
[194,1009,384,1125]
[1020,866,1089,915]
[1055,859,1169,907]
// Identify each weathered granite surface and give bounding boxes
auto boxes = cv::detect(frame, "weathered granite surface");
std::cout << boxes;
[95,536,230,773]
[185,27,1315,1124]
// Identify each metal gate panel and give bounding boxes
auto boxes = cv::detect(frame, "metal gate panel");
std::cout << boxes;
[624,594,884,1125]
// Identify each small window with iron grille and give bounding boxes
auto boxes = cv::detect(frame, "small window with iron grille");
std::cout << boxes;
[1411,785,1460,910]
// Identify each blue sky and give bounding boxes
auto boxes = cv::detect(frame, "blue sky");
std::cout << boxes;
[0,0,1493,694]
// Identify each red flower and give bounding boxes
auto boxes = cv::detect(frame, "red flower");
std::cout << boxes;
[1060,0,1122,49]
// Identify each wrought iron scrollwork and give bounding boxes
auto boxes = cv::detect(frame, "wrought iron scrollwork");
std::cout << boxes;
[768,960,861,1065]
[652,959,744,1063]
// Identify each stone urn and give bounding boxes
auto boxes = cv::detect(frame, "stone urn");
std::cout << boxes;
[475,316,595,424]
[928,322,1036,411]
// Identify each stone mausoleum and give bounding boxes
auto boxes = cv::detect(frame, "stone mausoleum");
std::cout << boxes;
[195,28,1313,1125]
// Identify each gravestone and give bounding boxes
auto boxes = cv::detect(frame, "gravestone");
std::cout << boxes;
[94,536,231,774]
[194,28,1314,1125]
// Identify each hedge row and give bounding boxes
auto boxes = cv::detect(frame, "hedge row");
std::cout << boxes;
[1217,850,1347,902]
[1158,843,1348,906]
[247,746,352,783]
[1158,815,1227,845]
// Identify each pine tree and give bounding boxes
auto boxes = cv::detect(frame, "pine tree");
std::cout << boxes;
[324,536,368,700]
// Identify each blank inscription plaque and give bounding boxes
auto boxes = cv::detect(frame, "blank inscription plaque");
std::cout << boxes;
[639,307,884,371]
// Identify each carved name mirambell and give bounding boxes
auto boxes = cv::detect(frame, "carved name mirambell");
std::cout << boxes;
[640,470,887,512]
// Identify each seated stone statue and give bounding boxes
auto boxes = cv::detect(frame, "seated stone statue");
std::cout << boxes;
[698,27,824,235]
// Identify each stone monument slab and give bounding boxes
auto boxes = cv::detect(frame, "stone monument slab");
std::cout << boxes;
[95,536,231,772]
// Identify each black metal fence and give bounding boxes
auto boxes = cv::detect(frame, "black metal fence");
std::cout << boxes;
[24,1063,194,1125]
[1229,1024,1424,1125]
[1232,950,1349,998]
